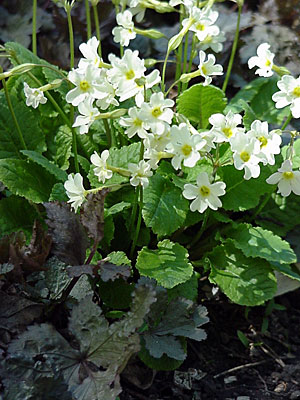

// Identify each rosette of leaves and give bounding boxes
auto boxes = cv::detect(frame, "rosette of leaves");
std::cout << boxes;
[137,279,209,371]
[1,285,156,400]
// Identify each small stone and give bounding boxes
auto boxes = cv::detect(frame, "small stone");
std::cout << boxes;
[224,376,237,384]
[274,382,287,393]
[290,390,300,400]
[236,397,250,400]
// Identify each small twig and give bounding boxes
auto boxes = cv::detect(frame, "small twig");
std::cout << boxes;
[260,344,286,368]
[213,359,271,379]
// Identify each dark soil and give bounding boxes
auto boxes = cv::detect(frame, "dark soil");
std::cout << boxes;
[120,289,300,400]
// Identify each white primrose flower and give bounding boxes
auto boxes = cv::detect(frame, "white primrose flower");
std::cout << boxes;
[248,43,274,78]
[247,120,281,166]
[209,110,244,143]
[266,160,300,197]
[272,75,300,119]
[108,50,160,105]
[198,50,223,86]
[90,150,113,183]
[119,106,149,139]
[128,160,153,188]
[78,36,102,68]
[64,173,86,212]
[183,172,226,213]
[72,97,100,134]
[128,0,146,22]
[95,79,119,110]
[198,30,226,53]
[66,64,104,106]
[230,133,261,180]
[167,123,206,170]
[112,10,136,47]
[23,82,47,109]
[139,92,174,135]
[184,7,219,42]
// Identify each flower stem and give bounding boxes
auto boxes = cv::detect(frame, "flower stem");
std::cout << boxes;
[175,5,184,96]
[85,0,92,40]
[182,34,196,92]
[1,75,27,153]
[188,209,210,248]
[222,3,242,93]
[66,6,75,69]
[281,113,292,130]
[249,192,272,222]
[70,106,79,173]
[103,119,112,147]
[32,0,37,55]
[92,4,102,58]
[161,50,170,94]
[130,185,143,258]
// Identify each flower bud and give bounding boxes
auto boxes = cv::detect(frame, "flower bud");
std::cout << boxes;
[144,58,158,68]
[134,28,166,39]
[96,109,127,119]
[272,64,291,77]
[0,63,36,80]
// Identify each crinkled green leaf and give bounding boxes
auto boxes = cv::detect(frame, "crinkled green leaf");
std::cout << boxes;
[227,77,289,125]
[0,195,38,237]
[136,240,193,288]
[221,164,274,211]
[0,159,56,203]
[105,202,131,216]
[282,139,300,169]
[21,150,67,182]
[54,125,73,171]
[107,251,131,267]
[49,183,68,202]
[225,223,297,265]
[143,173,189,236]
[207,240,277,306]
[0,92,46,159]
[144,334,186,360]
[177,83,227,128]
[167,272,198,301]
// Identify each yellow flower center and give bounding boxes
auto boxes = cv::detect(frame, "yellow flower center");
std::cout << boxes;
[265,59,271,67]
[258,136,268,147]
[196,23,205,31]
[240,151,250,162]
[293,86,300,97]
[126,69,135,80]
[199,185,210,197]
[201,65,207,75]
[181,144,192,156]
[152,107,162,118]
[283,171,294,180]
[80,80,90,91]
[134,118,142,127]
[222,127,233,138]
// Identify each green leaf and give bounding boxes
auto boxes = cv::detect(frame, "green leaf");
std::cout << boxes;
[107,251,131,267]
[136,240,193,289]
[143,173,189,236]
[0,195,38,237]
[271,263,300,282]
[225,223,297,265]
[49,183,68,202]
[21,150,67,182]
[0,92,46,159]
[207,241,277,306]
[0,159,56,203]
[167,272,198,301]
[227,77,289,125]
[221,165,274,211]
[177,83,227,128]
[105,202,131,216]
[54,125,73,171]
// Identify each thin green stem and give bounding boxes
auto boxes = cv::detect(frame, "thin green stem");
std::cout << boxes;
[182,34,197,91]
[92,4,102,58]
[103,119,112,147]
[175,4,184,95]
[249,192,272,222]
[182,31,189,76]
[130,185,143,258]
[32,0,37,55]
[165,78,181,97]
[70,106,79,173]
[222,4,242,93]
[188,209,210,248]
[66,7,75,69]
[129,188,139,236]
[161,50,170,94]
[281,113,292,130]
[2,76,27,153]
[85,0,92,40]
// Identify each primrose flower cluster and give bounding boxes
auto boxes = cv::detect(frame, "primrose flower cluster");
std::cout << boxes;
[21,4,300,216]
